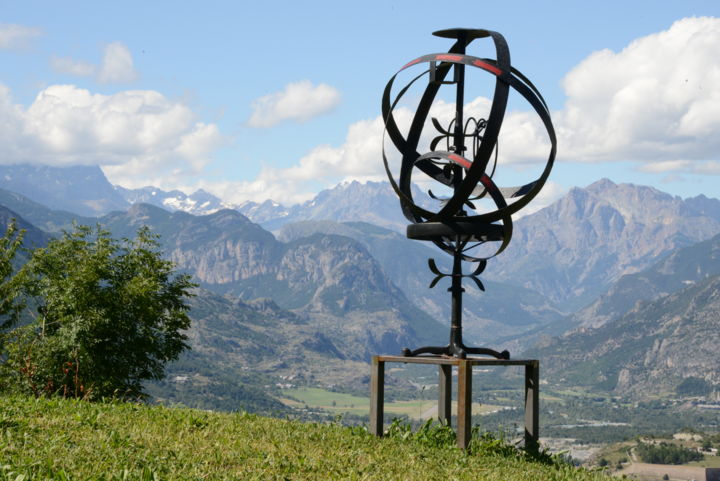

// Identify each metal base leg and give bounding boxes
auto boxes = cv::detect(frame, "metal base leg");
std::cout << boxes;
[438,364,452,425]
[370,356,385,436]
[524,361,539,451]
[457,359,472,449]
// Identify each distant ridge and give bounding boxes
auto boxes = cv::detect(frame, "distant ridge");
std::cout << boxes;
[0,164,128,216]
[571,232,720,329]
[116,180,415,233]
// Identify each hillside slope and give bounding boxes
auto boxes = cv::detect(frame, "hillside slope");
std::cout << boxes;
[0,395,606,481]
[573,232,720,329]
[532,274,720,397]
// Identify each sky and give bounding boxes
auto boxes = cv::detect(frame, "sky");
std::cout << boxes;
[1,0,719,210]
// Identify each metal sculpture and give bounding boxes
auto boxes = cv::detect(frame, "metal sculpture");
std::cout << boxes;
[382,28,556,359]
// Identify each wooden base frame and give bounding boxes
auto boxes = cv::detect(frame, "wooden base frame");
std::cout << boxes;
[370,355,539,451]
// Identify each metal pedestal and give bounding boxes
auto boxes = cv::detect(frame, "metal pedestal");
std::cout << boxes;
[370,355,539,451]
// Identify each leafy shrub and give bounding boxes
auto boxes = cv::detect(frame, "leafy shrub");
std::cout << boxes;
[0,225,196,400]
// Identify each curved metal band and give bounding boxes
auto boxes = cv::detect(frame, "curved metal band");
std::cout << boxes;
[382,33,556,225]
[415,151,514,259]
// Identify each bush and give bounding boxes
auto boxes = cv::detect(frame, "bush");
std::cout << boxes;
[0,224,196,400]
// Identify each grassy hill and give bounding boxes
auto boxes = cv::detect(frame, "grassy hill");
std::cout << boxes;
[0,395,607,481]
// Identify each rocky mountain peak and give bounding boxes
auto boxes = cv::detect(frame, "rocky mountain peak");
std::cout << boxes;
[489,180,720,309]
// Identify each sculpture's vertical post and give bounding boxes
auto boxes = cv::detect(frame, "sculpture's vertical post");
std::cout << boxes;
[452,32,467,181]
[524,360,539,451]
[370,356,385,436]
[438,364,452,425]
[449,246,466,357]
[456,359,472,449]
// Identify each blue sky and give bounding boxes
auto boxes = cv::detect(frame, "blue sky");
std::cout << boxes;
[1,0,719,209]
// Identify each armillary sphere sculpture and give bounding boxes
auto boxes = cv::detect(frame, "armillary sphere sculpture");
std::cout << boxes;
[382,28,556,359]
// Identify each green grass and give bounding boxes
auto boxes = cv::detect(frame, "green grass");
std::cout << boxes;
[280,387,504,419]
[687,456,720,468]
[0,394,608,480]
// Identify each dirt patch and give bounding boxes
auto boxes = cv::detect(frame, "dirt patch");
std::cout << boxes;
[617,462,707,481]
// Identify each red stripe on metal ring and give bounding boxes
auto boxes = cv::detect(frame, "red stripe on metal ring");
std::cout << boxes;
[435,54,464,62]
[472,59,502,76]
[480,174,500,195]
[448,153,472,169]
[401,58,423,70]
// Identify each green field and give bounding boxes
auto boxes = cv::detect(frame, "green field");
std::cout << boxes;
[687,455,720,468]
[0,394,608,480]
[279,387,505,419]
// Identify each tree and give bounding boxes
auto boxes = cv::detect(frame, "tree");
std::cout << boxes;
[0,219,26,348]
[1,224,196,400]
[636,441,703,465]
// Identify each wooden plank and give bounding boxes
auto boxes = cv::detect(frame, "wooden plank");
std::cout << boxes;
[370,356,385,437]
[438,364,452,426]
[456,359,472,450]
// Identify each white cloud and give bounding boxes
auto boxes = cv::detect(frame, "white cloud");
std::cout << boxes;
[50,42,138,84]
[636,160,693,174]
[174,123,223,170]
[195,96,551,206]
[558,16,720,166]
[0,23,42,50]
[636,159,720,175]
[98,42,138,83]
[247,80,341,127]
[0,83,224,186]
[51,56,96,77]
[193,177,317,207]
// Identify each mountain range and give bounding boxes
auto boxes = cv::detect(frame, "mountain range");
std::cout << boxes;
[489,179,720,311]
[1,163,719,405]
[1,164,422,232]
